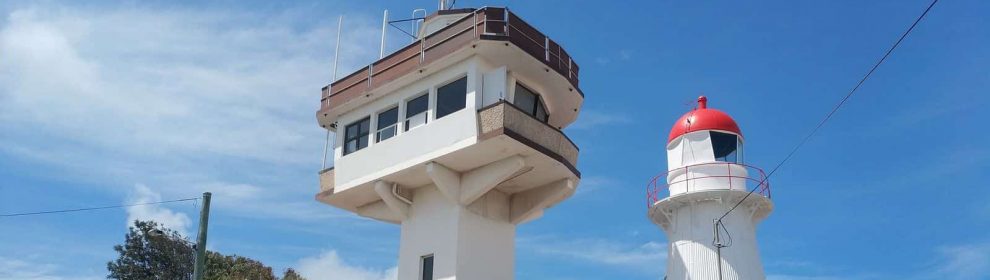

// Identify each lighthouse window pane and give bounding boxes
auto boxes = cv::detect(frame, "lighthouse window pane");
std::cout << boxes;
[738,138,744,163]
[710,131,738,163]
[436,77,467,119]
[405,94,429,131]
[344,117,370,155]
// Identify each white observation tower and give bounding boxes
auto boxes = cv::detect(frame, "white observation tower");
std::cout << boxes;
[647,96,773,280]
[315,6,583,280]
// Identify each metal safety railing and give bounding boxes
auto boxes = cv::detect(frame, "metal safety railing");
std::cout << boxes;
[319,7,580,112]
[646,162,771,209]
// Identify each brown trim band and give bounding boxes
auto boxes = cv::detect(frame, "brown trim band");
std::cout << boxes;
[478,127,581,178]
[490,100,580,151]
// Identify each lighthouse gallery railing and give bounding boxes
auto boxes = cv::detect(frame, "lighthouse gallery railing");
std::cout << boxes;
[646,162,771,209]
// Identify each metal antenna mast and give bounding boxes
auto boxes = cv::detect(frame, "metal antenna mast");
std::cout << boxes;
[380,10,388,59]
[322,15,343,170]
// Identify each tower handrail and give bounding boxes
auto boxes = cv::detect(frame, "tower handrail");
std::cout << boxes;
[646,162,771,209]
[320,7,581,112]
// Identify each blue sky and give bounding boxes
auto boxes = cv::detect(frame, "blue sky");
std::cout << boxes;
[1,0,988,279]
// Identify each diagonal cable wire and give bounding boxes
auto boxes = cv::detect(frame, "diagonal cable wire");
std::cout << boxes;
[0,198,199,217]
[389,21,419,39]
[717,0,939,222]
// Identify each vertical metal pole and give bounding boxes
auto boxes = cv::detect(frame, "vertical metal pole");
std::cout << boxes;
[727,162,733,189]
[321,129,331,169]
[333,16,343,81]
[544,36,550,61]
[380,10,388,59]
[322,16,342,170]
[504,8,509,36]
[412,9,426,43]
[713,219,724,280]
[192,192,211,280]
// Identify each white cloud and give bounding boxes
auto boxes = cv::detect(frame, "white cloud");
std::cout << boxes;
[295,250,396,280]
[618,49,633,60]
[125,184,192,236]
[767,275,848,280]
[930,243,990,280]
[594,49,632,65]
[0,257,100,280]
[522,236,665,273]
[0,6,345,164]
[0,3,396,279]
[766,273,887,280]
[567,110,632,130]
[574,175,619,196]
[0,3,380,220]
[0,257,58,280]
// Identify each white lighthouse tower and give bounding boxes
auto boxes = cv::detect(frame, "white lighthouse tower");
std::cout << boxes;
[314,6,583,280]
[647,96,773,280]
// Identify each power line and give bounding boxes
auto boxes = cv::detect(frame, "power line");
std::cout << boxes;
[717,0,939,222]
[0,198,199,217]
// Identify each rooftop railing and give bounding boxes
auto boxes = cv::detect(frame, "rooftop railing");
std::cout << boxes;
[646,162,771,209]
[320,7,580,112]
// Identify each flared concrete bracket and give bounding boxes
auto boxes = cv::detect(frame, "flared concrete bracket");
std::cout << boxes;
[427,156,525,206]
[426,162,460,203]
[356,200,401,224]
[374,181,410,220]
[460,156,525,205]
[509,178,575,224]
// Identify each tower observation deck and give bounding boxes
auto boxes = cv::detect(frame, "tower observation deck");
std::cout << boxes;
[314,6,584,280]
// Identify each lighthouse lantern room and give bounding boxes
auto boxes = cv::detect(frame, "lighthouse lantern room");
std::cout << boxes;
[647,96,774,280]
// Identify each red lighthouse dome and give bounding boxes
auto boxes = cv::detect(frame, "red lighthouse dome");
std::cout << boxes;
[668,96,742,143]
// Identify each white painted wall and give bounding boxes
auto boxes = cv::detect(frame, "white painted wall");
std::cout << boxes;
[481,66,507,107]
[419,14,470,38]
[399,185,461,280]
[455,192,514,280]
[663,199,765,280]
[333,58,496,192]
[666,130,748,196]
[667,131,714,169]
[397,185,515,280]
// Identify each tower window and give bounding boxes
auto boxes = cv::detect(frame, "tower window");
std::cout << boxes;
[513,83,549,123]
[436,77,467,119]
[710,131,739,163]
[344,117,370,155]
[420,254,434,280]
[405,94,429,131]
[376,106,398,142]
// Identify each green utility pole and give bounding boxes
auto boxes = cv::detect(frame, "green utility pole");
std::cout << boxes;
[192,192,211,280]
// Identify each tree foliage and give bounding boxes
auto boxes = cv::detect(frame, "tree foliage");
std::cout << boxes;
[204,251,275,280]
[108,220,195,280]
[108,220,298,280]
[281,268,306,280]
